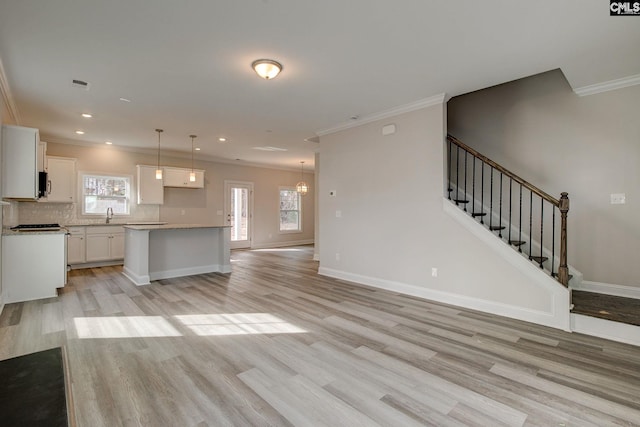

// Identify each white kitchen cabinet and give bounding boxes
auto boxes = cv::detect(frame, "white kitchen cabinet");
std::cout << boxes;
[85,226,125,262]
[2,232,66,303]
[1,124,41,199]
[163,166,205,188]
[44,156,76,203]
[67,226,86,264]
[137,165,164,204]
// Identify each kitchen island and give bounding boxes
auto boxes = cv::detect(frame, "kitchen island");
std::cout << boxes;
[122,224,231,286]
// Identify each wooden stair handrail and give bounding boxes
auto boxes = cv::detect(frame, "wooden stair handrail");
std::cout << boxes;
[447,134,570,287]
[447,134,559,207]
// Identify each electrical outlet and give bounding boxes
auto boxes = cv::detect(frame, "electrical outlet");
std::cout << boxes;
[610,193,626,204]
[431,267,438,277]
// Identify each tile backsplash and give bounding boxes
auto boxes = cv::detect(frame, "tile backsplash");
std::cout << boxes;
[4,201,159,226]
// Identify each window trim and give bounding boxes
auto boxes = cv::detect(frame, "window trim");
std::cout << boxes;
[79,171,133,217]
[278,186,302,234]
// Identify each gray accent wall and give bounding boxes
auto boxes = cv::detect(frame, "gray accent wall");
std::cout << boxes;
[448,69,640,288]
[318,102,570,329]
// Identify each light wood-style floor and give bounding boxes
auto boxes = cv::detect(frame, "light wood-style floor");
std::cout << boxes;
[1,246,639,426]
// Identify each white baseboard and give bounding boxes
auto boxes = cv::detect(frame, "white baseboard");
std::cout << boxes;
[150,264,229,282]
[122,268,150,286]
[571,281,640,300]
[69,259,123,269]
[571,314,640,347]
[250,239,314,250]
[318,266,571,331]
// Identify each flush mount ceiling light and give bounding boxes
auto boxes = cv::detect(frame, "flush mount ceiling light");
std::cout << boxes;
[296,161,309,196]
[252,59,282,80]
[75,130,85,135]
[155,129,163,180]
[81,113,92,118]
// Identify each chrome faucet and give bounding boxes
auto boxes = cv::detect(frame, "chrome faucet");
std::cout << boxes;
[106,207,113,223]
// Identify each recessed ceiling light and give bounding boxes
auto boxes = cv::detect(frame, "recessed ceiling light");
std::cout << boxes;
[75,130,85,135]
[218,137,227,142]
[119,97,131,103]
[195,147,201,151]
[81,113,92,118]
[105,141,113,145]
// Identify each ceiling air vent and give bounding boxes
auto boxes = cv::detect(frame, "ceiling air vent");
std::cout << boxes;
[71,79,90,90]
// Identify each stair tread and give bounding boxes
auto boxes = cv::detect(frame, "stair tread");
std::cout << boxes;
[471,212,486,217]
[453,199,470,204]
[571,291,640,327]
[489,225,505,230]
[529,256,548,262]
[509,240,526,246]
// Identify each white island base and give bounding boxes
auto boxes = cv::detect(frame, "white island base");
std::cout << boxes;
[122,224,231,286]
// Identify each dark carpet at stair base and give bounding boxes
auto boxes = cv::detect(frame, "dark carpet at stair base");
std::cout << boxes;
[0,347,68,426]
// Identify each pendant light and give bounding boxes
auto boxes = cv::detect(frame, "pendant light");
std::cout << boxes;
[155,129,163,179]
[189,135,197,182]
[296,161,309,196]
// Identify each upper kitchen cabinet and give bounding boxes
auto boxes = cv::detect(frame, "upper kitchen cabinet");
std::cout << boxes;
[137,165,164,204]
[1,125,40,199]
[163,166,205,188]
[44,156,76,203]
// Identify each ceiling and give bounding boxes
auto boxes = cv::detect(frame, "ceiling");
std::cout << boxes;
[0,1,638,171]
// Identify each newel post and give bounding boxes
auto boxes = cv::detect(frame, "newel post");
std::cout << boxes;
[557,192,570,287]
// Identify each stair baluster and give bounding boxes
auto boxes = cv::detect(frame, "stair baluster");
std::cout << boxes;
[463,151,468,211]
[446,135,570,287]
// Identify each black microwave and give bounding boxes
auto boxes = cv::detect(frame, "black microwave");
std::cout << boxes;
[38,171,48,198]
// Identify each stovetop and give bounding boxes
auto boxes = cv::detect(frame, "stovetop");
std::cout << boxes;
[10,223,62,231]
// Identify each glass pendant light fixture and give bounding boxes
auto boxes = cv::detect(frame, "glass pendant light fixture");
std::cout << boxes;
[189,135,197,182]
[155,129,163,179]
[296,161,309,196]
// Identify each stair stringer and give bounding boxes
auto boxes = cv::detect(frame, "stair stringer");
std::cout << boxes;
[444,198,571,331]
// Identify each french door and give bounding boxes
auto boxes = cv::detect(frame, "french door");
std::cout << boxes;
[224,181,253,249]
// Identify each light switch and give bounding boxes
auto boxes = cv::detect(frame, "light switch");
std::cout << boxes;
[610,193,626,204]
[335,210,342,218]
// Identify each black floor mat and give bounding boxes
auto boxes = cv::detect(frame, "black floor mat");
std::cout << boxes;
[0,347,68,426]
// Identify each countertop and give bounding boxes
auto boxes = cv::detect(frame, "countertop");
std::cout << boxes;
[64,221,168,227]
[123,223,230,231]
[2,228,68,236]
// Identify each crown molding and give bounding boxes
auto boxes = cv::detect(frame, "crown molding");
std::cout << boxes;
[573,73,640,97]
[316,93,447,137]
[0,57,20,124]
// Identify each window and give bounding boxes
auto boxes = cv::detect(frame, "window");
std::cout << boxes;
[279,187,301,232]
[81,173,131,215]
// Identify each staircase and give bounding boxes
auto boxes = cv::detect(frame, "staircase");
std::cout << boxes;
[446,135,570,287]
[447,135,640,347]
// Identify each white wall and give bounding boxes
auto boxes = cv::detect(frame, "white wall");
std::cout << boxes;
[318,101,570,330]
[448,70,640,288]
[22,142,314,248]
